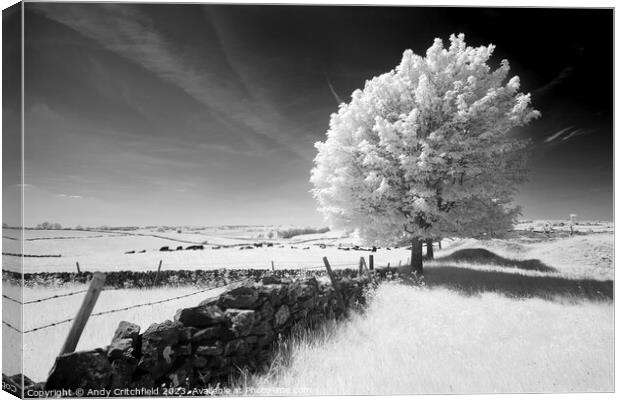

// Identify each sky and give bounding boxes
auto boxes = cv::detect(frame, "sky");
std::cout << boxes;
[2,4,613,227]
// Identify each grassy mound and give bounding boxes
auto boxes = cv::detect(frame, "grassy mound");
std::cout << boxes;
[438,248,556,272]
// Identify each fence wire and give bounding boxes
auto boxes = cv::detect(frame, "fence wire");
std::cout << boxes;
[2,320,22,333]
[5,258,373,335]
[9,277,250,334]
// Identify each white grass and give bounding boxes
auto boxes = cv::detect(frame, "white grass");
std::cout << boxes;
[238,231,614,394]
[242,284,613,394]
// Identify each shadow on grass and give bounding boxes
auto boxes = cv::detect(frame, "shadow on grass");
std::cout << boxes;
[437,248,557,272]
[423,265,613,302]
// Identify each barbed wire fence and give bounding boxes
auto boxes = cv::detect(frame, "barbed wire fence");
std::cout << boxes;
[2,276,251,334]
[1,256,387,336]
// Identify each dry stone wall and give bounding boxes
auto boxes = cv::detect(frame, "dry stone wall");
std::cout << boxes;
[35,268,399,394]
[6,269,328,288]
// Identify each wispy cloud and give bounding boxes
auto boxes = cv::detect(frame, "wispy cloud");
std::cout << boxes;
[30,4,310,159]
[544,126,594,144]
[324,71,344,105]
[56,193,83,199]
[544,126,573,143]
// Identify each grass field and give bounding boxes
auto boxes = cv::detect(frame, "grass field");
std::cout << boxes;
[240,284,613,394]
[3,227,410,273]
[2,224,614,392]
[238,232,614,394]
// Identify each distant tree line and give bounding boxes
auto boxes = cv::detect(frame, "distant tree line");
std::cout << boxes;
[35,222,63,230]
[275,227,330,239]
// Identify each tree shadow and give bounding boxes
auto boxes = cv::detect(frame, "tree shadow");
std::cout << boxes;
[423,265,613,302]
[436,248,557,272]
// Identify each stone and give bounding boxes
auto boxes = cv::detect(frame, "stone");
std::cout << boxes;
[257,284,286,306]
[129,373,156,390]
[249,320,272,336]
[191,356,208,369]
[179,326,198,343]
[207,356,230,370]
[174,344,192,356]
[274,305,290,327]
[190,326,221,342]
[259,301,275,321]
[109,358,138,390]
[137,320,180,379]
[166,359,193,388]
[107,338,134,360]
[196,342,224,356]
[245,335,259,344]
[257,331,275,349]
[224,339,248,356]
[215,284,260,309]
[287,283,304,303]
[46,350,112,390]
[224,309,256,337]
[194,369,212,386]
[301,296,316,310]
[174,305,225,327]
[261,275,281,285]
[112,321,141,343]
[300,283,316,298]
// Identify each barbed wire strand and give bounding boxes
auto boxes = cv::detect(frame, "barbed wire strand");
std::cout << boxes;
[8,262,364,334]
[20,277,250,334]
[2,294,22,304]
[2,320,22,333]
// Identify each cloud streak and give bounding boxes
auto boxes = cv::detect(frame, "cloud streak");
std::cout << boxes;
[544,126,573,143]
[30,3,311,159]
[544,126,593,144]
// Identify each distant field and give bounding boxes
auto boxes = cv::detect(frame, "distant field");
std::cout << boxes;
[3,227,411,273]
[3,223,614,274]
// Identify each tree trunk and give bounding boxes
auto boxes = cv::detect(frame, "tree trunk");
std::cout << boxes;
[410,238,423,275]
[425,238,434,260]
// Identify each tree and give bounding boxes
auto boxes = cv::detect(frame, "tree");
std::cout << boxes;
[36,222,50,230]
[310,34,540,275]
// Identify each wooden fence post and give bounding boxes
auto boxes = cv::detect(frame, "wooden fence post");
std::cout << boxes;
[322,257,346,311]
[271,261,275,271]
[361,257,367,271]
[59,272,106,355]
[75,262,81,274]
[154,260,163,286]
[358,257,364,275]
[369,254,374,270]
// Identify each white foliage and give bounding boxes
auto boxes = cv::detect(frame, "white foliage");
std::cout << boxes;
[310,34,541,245]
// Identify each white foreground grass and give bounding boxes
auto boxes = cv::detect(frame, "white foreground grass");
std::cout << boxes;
[239,233,614,394]
[241,283,613,394]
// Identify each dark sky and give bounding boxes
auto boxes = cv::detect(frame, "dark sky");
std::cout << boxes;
[4,4,613,227]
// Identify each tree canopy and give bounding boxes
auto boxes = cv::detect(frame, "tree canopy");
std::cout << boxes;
[310,34,540,271]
